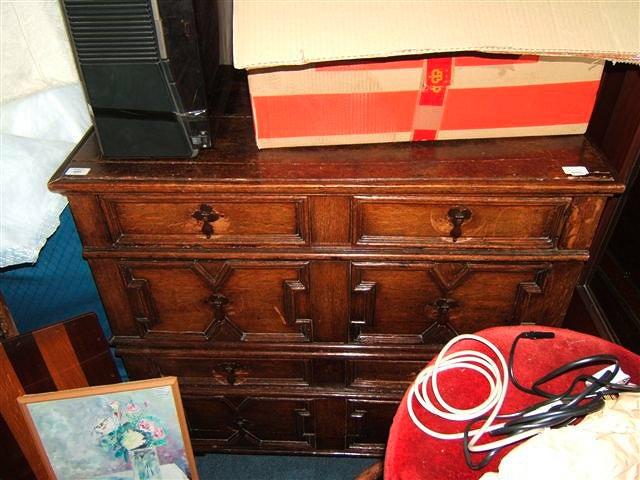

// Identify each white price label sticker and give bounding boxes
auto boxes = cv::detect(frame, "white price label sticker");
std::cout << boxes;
[65,167,91,176]
[562,166,589,176]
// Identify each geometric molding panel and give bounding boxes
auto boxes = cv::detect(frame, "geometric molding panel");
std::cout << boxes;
[350,261,552,345]
[184,396,316,450]
[120,260,313,342]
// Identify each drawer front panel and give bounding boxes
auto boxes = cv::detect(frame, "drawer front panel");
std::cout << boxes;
[101,195,308,246]
[353,196,571,249]
[119,259,312,343]
[346,399,399,455]
[350,261,561,345]
[347,360,427,391]
[128,356,311,388]
[183,396,316,451]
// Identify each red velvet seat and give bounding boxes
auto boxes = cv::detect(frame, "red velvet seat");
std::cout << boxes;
[384,326,640,480]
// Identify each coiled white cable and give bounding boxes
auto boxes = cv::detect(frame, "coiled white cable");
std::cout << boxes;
[407,334,542,452]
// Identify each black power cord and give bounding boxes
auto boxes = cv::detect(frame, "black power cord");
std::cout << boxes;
[462,331,640,470]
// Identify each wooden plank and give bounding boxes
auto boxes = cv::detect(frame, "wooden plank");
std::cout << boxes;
[310,196,351,245]
[33,324,88,391]
[0,348,48,480]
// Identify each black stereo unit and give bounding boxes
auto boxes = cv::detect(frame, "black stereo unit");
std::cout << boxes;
[61,0,219,158]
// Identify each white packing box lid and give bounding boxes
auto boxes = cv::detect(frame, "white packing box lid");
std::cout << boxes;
[234,0,640,69]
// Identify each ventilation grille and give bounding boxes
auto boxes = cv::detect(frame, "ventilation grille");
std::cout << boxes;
[63,0,160,63]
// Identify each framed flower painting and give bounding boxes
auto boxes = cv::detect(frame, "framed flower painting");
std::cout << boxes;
[18,377,198,480]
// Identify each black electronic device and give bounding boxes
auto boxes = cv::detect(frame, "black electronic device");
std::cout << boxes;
[61,0,219,158]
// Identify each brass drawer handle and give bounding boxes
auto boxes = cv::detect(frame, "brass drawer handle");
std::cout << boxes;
[192,203,221,238]
[447,207,471,242]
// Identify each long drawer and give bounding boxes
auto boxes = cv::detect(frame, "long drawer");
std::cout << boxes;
[96,258,583,345]
[131,355,313,388]
[180,392,401,456]
[183,395,317,452]
[122,350,430,393]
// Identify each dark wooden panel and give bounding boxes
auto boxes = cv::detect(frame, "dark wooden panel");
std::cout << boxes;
[0,314,119,480]
[312,358,346,387]
[580,66,640,282]
[89,259,140,337]
[586,63,629,148]
[310,196,351,245]
[32,324,89,390]
[119,260,312,343]
[346,399,399,455]
[597,69,640,182]
[67,195,114,247]
[590,263,640,354]
[63,316,121,386]
[567,65,640,344]
[353,196,571,249]
[100,195,309,247]
[49,131,621,197]
[0,412,35,480]
[347,359,427,391]
[184,395,316,451]
[0,347,47,480]
[2,334,56,394]
[350,261,553,345]
[315,397,347,451]
[310,261,349,342]
[559,196,607,249]
[608,167,640,287]
[140,355,312,388]
[521,261,583,326]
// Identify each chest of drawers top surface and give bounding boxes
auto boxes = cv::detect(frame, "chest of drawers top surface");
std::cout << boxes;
[50,119,620,196]
[50,68,621,196]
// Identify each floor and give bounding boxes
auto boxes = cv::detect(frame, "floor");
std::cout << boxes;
[196,454,376,479]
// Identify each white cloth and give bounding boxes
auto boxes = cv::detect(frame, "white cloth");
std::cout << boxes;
[481,393,640,480]
[1,1,80,104]
[0,84,90,267]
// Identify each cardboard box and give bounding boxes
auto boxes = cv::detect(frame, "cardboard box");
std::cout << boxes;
[234,1,639,148]
[248,54,604,148]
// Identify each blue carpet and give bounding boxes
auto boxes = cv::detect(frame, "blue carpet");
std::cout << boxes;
[195,454,376,480]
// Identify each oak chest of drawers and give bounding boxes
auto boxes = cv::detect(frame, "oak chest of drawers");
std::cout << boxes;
[50,78,623,457]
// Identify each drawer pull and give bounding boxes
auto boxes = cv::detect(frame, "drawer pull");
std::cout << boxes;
[207,293,229,322]
[192,203,221,239]
[218,362,241,385]
[447,207,472,242]
[234,418,250,430]
[434,297,457,324]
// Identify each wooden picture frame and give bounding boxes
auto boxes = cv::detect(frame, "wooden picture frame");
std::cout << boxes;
[18,377,198,480]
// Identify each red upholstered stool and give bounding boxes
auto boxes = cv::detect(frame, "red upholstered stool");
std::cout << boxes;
[384,326,640,480]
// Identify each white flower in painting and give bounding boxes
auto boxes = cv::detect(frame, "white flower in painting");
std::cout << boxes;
[121,430,145,450]
[94,416,117,435]
[108,401,120,411]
